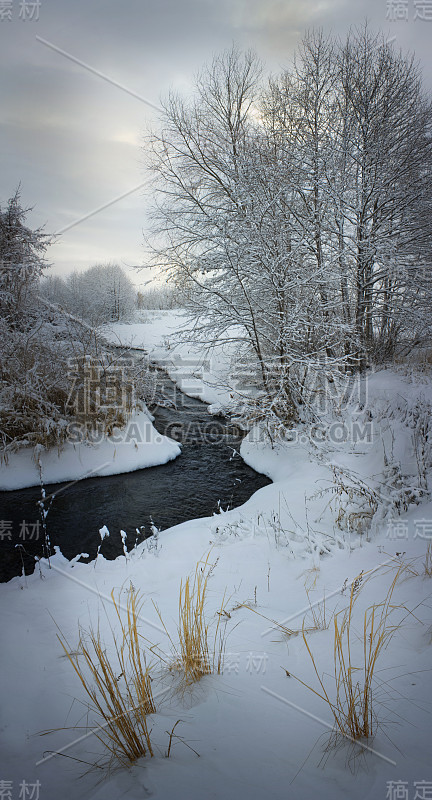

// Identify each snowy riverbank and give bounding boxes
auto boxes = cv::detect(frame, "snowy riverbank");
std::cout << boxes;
[1,351,432,799]
[0,310,234,491]
[100,310,243,413]
[0,409,181,491]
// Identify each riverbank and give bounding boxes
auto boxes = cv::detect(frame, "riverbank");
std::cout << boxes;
[1,315,432,800]
[100,310,243,413]
[1,364,432,799]
[0,374,271,582]
[0,408,181,491]
[0,309,235,492]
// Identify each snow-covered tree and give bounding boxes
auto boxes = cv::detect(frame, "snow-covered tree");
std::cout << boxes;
[265,27,432,365]
[148,47,347,427]
[58,263,137,325]
[148,33,431,430]
[336,26,432,361]
[0,196,148,458]
[0,187,51,318]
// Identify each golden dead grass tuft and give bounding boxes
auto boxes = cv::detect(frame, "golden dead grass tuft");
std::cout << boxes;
[56,585,155,768]
[305,586,329,633]
[153,553,228,686]
[291,566,408,747]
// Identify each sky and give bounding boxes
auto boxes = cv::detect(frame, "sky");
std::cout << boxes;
[1,0,432,290]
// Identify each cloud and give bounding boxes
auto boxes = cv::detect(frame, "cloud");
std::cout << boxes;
[1,0,431,276]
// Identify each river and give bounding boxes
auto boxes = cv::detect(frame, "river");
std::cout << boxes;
[0,368,270,581]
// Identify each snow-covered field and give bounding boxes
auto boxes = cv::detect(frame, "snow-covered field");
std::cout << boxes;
[1,313,432,800]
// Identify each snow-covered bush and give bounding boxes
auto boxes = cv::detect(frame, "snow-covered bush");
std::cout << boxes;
[0,192,153,459]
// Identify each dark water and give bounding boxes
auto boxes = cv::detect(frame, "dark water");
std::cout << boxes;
[0,371,271,581]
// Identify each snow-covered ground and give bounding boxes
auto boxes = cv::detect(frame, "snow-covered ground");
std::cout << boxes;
[1,314,432,799]
[0,409,181,491]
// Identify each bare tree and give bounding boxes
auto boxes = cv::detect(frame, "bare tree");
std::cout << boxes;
[149,45,350,427]
[148,34,432,431]
[264,27,432,366]
[337,26,432,361]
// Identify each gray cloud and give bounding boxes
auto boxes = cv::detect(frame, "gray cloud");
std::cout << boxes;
[1,0,431,279]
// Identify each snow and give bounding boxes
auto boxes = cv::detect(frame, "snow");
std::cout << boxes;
[1,316,432,799]
[0,409,181,491]
[0,310,237,491]
[1,478,431,798]
[100,310,242,413]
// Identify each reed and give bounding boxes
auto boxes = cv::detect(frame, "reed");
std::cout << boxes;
[292,567,405,746]
[154,553,227,686]
[57,585,155,767]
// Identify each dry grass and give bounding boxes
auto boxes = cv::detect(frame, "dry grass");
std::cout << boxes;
[241,604,303,638]
[424,542,432,577]
[302,565,320,590]
[153,553,228,686]
[242,584,329,640]
[318,465,379,535]
[305,587,329,633]
[57,586,155,768]
[291,567,407,747]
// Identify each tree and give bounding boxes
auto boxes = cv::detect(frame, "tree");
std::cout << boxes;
[148,34,432,432]
[149,46,347,427]
[336,26,432,361]
[41,263,137,325]
[0,196,141,458]
[0,189,72,456]
[0,187,51,318]
[67,263,136,325]
[261,28,432,367]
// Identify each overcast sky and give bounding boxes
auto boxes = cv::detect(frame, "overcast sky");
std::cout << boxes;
[1,0,431,289]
